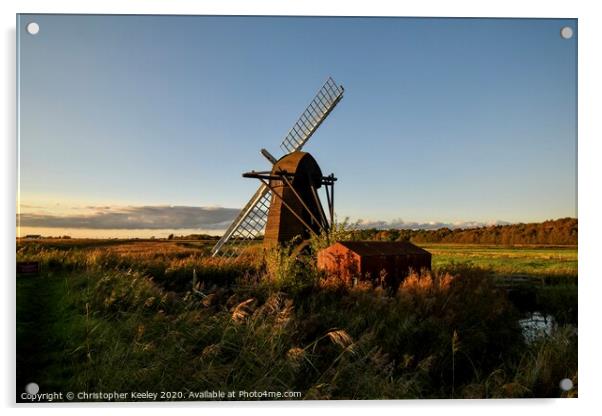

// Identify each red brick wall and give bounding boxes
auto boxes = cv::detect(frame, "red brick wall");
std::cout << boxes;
[317,244,360,284]
[318,243,432,288]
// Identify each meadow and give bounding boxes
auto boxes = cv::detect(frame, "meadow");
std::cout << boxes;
[16,238,577,401]
[424,244,577,280]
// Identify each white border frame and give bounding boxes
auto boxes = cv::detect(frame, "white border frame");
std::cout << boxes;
[3,1,601,415]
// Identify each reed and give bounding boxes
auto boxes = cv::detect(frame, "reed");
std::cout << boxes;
[16,239,577,399]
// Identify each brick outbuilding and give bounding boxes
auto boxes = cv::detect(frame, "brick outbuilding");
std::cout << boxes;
[317,241,432,288]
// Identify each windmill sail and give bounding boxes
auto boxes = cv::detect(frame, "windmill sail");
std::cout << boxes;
[280,77,344,153]
[211,77,344,257]
[211,185,271,257]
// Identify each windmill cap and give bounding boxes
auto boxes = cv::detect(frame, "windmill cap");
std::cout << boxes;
[272,151,323,187]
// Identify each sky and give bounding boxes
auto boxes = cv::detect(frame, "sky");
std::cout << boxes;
[17,15,577,238]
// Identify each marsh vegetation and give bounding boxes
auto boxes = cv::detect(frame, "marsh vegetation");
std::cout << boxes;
[16,231,577,400]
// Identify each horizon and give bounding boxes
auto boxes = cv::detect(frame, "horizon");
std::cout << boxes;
[17,15,577,238]
[17,216,577,240]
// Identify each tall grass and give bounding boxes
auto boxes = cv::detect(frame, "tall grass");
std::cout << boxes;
[308,217,358,253]
[16,240,577,399]
[17,243,258,291]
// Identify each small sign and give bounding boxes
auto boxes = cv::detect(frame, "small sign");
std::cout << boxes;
[17,261,40,275]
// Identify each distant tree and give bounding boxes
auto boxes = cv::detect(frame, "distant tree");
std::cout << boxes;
[168,233,174,240]
[358,218,577,246]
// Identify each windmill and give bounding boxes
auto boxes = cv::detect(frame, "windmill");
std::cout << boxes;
[211,77,345,258]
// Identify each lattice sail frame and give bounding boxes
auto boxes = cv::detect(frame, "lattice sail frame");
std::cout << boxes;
[211,77,344,257]
[279,77,345,153]
[210,185,271,257]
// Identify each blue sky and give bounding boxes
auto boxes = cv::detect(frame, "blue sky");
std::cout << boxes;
[17,15,577,237]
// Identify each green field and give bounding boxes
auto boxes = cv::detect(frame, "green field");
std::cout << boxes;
[16,239,578,400]
[423,244,577,280]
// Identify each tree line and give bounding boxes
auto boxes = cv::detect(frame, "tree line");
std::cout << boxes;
[350,217,577,246]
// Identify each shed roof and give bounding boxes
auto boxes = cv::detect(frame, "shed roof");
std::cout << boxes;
[333,241,431,257]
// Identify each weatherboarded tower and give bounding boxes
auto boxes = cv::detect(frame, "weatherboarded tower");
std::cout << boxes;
[263,152,328,245]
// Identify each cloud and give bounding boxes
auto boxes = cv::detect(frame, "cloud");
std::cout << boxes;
[354,218,511,230]
[17,205,239,230]
[17,204,512,233]
[19,204,45,209]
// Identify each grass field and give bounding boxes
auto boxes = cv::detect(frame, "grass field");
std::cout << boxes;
[423,244,577,280]
[17,239,578,279]
[16,238,578,401]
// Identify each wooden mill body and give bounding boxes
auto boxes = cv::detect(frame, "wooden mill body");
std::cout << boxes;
[264,151,325,246]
